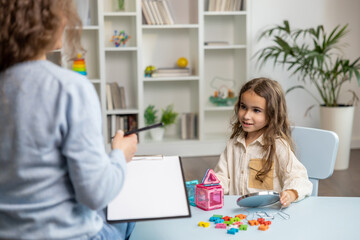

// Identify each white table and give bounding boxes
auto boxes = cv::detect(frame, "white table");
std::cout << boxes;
[130,196,360,240]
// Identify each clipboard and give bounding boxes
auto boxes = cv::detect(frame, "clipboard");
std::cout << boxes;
[106,156,191,222]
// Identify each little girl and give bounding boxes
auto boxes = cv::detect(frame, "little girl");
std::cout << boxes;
[215,78,312,207]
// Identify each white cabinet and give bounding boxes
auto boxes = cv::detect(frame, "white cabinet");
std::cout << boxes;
[56,0,250,156]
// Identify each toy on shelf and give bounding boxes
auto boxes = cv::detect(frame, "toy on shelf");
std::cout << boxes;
[110,30,131,47]
[185,180,199,206]
[72,53,87,76]
[177,57,188,68]
[195,169,224,211]
[144,65,156,77]
[209,76,237,106]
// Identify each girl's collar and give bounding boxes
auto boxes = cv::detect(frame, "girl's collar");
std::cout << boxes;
[236,133,265,146]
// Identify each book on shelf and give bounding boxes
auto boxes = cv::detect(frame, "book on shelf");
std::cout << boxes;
[150,0,163,24]
[204,41,229,46]
[151,67,191,77]
[141,0,153,25]
[108,115,138,142]
[155,67,190,73]
[156,1,170,25]
[207,0,243,11]
[106,82,126,110]
[181,113,198,140]
[141,0,174,25]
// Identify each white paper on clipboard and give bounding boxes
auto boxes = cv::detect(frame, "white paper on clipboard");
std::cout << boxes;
[106,155,190,222]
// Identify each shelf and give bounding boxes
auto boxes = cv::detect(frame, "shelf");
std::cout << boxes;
[90,79,101,84]
[204,106,235,111]
[142,24,199,29]
[143,76,200,82]
[204,11,247,16]
[103,12,137,17]
[204,44,247,50]
[106,108,139,115]
[105,47,138,51]
[83,25,99,30]
[65,0,249,156]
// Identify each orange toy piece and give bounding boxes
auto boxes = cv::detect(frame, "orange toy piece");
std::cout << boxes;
[222,216,231,221]
[265,220,272,226]
[257,218,265,224]
[235,214,247,219]
[248,220,259,226]
[258,224,270,231]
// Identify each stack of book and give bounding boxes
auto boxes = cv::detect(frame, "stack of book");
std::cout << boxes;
[107,115,137,142]
[106,82,126,110]
[151,67,191,77]
[208,0,243,11]
[141,0,174,25]
[181,113,198,140]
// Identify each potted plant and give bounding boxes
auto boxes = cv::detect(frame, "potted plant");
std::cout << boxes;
[144,104,178,141]
[144,105,158,126]
[255,20,360,170]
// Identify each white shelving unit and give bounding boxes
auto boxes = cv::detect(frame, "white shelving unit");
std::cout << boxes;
[55,0,250,156]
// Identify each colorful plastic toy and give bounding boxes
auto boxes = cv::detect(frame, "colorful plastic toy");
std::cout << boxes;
[198,221,210,228]
[185,180,199,206]
[195,169,224,211]
[110,30,131,47]
[215,223,227,229]
[144,65,156,77]
[177,57,188,68]
[248,220,260,226]
[258,224,270,231]
[235,214,247,219]
[72,53,87,76]
[239,224,248,231]
[227,228,239,235]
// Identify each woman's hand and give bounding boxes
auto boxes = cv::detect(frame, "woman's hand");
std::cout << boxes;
[111,130,138,162]
[280,189,298,207]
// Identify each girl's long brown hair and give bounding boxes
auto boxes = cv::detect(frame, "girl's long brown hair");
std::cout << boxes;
[0,0,83,72]
[231,78,294,182]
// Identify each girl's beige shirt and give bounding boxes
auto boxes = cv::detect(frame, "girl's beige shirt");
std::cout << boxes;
[214,134,313,201]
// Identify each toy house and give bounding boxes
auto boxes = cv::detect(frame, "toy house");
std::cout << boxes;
[195,169,224,211]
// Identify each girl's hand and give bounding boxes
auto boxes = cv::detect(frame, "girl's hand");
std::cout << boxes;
[111,130,138,163]
[280,190,298,207]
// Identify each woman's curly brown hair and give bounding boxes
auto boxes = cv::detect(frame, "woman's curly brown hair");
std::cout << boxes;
[0,0,83,72]
[230,78,294,182]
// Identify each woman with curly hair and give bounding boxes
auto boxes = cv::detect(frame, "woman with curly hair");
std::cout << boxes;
[0,1,138,239]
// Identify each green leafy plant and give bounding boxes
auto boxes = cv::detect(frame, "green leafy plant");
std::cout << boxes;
[255,20,360,107]
[144,105,158,126]
[144,104,178,128]
[160,104,178,128]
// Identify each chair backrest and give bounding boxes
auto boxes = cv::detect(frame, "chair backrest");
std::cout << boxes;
[291,126,339,196]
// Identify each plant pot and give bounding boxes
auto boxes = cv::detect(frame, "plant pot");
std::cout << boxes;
[320,105,354,170]
[150,127,165,141]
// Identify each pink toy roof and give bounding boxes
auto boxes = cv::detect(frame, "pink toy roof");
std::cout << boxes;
[201,169,220,185]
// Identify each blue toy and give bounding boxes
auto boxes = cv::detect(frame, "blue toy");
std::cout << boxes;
[185,180,199,206]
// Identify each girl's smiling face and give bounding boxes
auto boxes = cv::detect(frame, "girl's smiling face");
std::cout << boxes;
[238,90,268,140]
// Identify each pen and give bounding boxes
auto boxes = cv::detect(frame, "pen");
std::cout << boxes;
[111,122,164,139]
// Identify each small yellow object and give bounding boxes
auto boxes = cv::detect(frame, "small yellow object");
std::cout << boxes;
[177,57,188,68]
[198,221,210,228]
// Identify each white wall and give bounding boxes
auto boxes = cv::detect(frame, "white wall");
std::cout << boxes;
[249,0,360,148]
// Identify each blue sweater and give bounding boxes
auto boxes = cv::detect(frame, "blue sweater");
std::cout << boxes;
[0,60,127,239]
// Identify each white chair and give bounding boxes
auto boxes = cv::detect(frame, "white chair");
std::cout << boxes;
[291,126,339,196]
